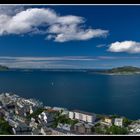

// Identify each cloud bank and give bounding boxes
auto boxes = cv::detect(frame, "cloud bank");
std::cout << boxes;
[108,41,140,53]
[0,56,139,69]
[0,6,108,42]
[0,56,97,69]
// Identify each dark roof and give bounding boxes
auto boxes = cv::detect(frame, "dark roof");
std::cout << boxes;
[72,110,96,116]
[53,128,73,134]
[15,125,32,132]
[16,132,32,135]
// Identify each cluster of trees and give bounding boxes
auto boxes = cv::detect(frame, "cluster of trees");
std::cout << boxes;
[93,125,128,135]
[0,117,12,135]
[105,125,128,135]
[123,118,133,127]
[26,108,44,120]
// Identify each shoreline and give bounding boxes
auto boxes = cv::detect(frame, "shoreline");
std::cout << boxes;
[0,93,139,135]
[0,93,136,121]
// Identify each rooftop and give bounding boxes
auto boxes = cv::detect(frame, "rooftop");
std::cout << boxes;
[72,110,96,116]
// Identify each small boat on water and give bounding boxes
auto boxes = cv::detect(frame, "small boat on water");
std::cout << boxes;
[51,82,54,86]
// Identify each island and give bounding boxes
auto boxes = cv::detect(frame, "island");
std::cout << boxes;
[100,66,140,75]
[0,65,9,71]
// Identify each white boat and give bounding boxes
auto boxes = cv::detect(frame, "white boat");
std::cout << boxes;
[51,82,54,86]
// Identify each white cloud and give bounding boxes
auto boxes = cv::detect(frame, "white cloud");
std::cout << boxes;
[0,56,96,61]
[0,8,57,35]
[0,6,109,42]
[108,41,140,53]
[47,23,108,42]
[1,56,140,68]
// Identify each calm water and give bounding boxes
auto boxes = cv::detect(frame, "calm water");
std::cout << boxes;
[0,70,140,119]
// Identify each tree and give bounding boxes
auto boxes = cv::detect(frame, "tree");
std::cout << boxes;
[0,118,13,135]
[95,123,100,127]
[123,118,132,127]
[106,125,128,135]
[95,127,104,134]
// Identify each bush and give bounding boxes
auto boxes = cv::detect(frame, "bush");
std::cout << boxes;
[106,125,128,135]
[95,123,100,127]
[123,118,132,127]
[95,127,104,134]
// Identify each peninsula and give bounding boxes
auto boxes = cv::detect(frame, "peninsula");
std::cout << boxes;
[100,66,140,75]
[0,65,9,71]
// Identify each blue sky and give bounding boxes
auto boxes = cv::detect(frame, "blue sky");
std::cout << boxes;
[0,5,140,69]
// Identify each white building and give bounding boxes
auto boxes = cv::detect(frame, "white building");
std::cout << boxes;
[44,106,52,110]
[52,107,66,112]
[38,111,54,127]
[38,112,48,123]
[68,110,96,123]
[114,118,123,127]
[69,111,74,119]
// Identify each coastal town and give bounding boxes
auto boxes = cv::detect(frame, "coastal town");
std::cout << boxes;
[0,93,139,135]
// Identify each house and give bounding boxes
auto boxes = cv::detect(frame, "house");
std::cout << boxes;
[74,123,86,134]
[8,118,19,128]
[84,123,93,134]
[61,110,69,115]
[129,122,140,134]
[38,111,54,127]
[69,111,74,120]
[74,122,93,134]
[12,123,32,135]
[101,117,112,126]
[15,106,28,117]
[69,110,96,124]
[51,128,74,135]
[15,105,35,117]
[114,118,123,127]
[29,120,38,129]
[52,107,66,112]
[32,128,42,135]
[6,103,15,110]
[40,126,52,135]
[14,115,26,123]
[44,106,52,110]
[52,107,68,115]
[57,123,72,131]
